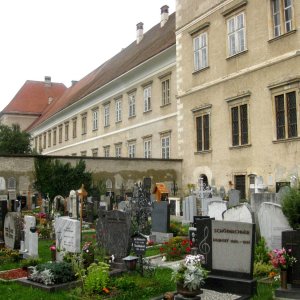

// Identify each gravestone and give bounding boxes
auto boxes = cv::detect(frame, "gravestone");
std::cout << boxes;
[86,197,94,223]
[0,177,6,190]
[118,201,127,211]
[27,227,38,257]
[169,199,176,215]
[219,186,226,199]
[228,189,240,207]
[207,201,227,220]
[202,196,222,217]
[151,201,170,233]
[7,177,16,190]
[195,218,256,296]
[24,215,36,252]
[4,212,22,249]
[0,200,7,245]
[68,190,77,218]
[258,202,291,250]
[132,232,147,256]
[55,217,81,260]
[276,186,291,203]
[223,204,254,223]
[182,195,197,223]
[96,210,131,259]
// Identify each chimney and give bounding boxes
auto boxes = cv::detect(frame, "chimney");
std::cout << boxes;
[48,97,53,104]
[136,22,144,44]
[160,5,169,27]
[44,76,51,86]
[71,80,78,86]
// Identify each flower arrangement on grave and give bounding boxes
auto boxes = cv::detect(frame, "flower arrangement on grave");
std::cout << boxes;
[172,254,208,296]
[269,247,297,270]
[49,242,56,261]
[159,237,192,261]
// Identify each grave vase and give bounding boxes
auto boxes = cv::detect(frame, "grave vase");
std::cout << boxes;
[280,269,288,289]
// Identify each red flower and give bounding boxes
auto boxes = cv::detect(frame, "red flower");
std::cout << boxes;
[186,247,191,253]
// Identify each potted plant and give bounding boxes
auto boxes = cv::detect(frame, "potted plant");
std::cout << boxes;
[269,247,297,289]
[172,254,208,297]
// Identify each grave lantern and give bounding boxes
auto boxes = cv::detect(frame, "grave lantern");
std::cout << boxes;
[123,255,138,271]
[152,183,169,201]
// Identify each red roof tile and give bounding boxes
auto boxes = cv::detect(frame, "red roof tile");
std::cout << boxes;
[2,80,67,115]
[28,13,175,131]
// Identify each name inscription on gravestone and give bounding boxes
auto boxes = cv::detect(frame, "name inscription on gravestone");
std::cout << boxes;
[212,220,254,274]
[132,234,147,256]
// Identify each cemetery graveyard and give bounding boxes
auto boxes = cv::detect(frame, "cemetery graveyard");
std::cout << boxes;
[0,177,300,299]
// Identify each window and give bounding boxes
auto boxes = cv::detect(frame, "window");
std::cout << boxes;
[43,133,46,149]
[196,114,210,151]
[227,12,246,56]
[65,122,69,141]
[38,135,42,150]
[234,174,246,200]
[92,109,99,130]
[53,128,57,146]
[231,104,248,146]
[104,146,110,157]
[271,0,293,37]
[34,137,38,150]
[161,135,170,159]
[92,148,98,157]
[72,118,77,138]
[115,99,122,122]
[58,125,63,143]
[80,151,87,157]
[275,91,297,139]
[161,78,170,106]
[48,131,51,147]
[81,113,87,135]
[128,93,136,117]
[104,104,110,127]
[143,139,152,158]
[143,86,151,112]
[193,32,208,71]
[115,144,122,157]
[128,142,136,158]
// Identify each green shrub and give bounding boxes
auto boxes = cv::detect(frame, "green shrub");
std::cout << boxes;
[21,257,42,268]
[281,187,300,229]
[84,262,110,295]
[36,261,76,283]
[254,261,274,278]
[114,276,136,290]
[255,237,270,264]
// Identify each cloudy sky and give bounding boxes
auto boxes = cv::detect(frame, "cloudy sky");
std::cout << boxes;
[0,0,175,112]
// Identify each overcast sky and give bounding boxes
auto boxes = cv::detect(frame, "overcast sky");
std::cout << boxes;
[0,0,175,112]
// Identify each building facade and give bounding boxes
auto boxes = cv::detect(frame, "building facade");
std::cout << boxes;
[176,0,300,198]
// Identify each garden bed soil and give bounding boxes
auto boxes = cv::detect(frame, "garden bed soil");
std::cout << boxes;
[17,278,81,292]
[0,268,28,281]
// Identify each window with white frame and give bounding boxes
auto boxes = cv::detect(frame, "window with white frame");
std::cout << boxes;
[65,122,69,141]
[128,142,136,158]
[161,78,170,106]
[58,125,63,143]
[143,139,152,158]
[92,109,99,130]
[104,104,110,127]
[115,98,122,122]
[143,86,151,112]
[161,135,170,159]
[48,131,51,148]
[128,93,136,117]
[115,144,122,157]
[227,12,246,57]
[193,32,208,71]
[72,118,77,138]
[53,128,57,146]
[39,135,42,150]
[43,133,46,149]
[271,0,294,38]
[81,113,87,135]
[103,146,110,157]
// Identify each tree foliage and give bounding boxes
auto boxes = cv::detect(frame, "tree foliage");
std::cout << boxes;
[282,187,300,229]
[0,124,32,154]
[33,157,92,199]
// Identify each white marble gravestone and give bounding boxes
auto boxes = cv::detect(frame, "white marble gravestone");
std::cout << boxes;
[223,204,254,223]
[55,216,80,260]
[24,215,36,251]
[0,177,6,191]
[183,195,197,223]
[27,229,38,257]
[228,189,240,207]
[69,190,77,218]
[208,201,227,220]
[258,202,292,250]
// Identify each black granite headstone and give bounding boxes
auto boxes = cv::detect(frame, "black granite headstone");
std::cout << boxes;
[132,233,147,256]
[169,199,176,215]
[0,200,8,241]
[282,229,300,287]
[151,201,170,233]
[96,210,131,259]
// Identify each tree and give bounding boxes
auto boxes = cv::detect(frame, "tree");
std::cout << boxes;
[34,157,92,199]
[0,124,32,154]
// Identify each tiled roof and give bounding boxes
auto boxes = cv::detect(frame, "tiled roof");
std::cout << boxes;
[1,80,67,115]
[28,12,175,131]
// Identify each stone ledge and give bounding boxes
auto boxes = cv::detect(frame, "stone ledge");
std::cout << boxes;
[17,278,81,292]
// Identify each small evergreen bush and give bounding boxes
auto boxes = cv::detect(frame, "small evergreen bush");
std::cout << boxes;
[281,187,300,229]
